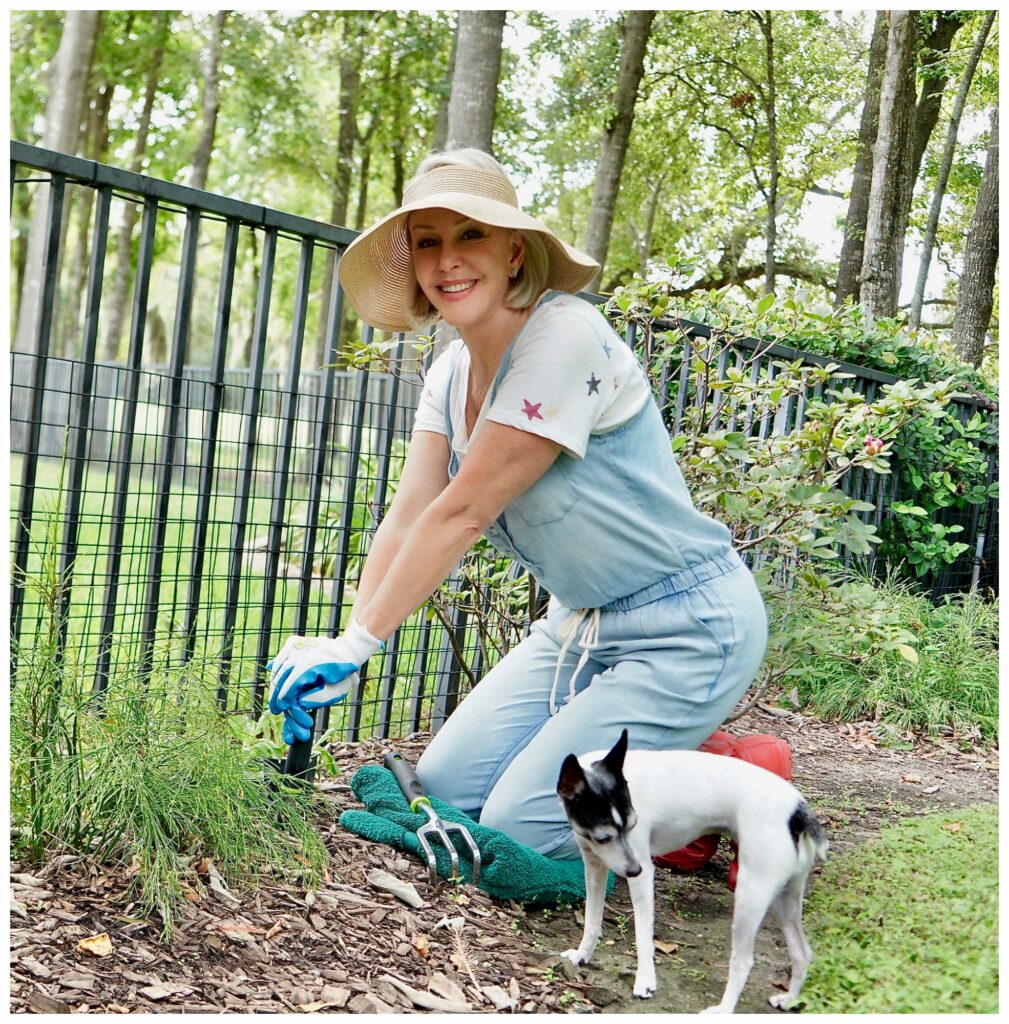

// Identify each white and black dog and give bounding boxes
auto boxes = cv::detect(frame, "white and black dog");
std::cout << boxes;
[557,729,828,1013]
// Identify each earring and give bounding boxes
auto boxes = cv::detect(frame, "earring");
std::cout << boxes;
[510,266,519,279]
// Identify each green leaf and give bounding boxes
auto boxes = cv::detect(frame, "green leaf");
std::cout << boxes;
[896,644,918,665]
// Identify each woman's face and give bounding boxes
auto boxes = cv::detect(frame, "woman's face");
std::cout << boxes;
[408,207,524,334]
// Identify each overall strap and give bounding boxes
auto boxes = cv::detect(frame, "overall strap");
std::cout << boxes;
[441,342,463,439]
[489,290,561,403]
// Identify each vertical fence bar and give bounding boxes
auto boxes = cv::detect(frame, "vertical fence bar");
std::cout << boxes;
[671,330,692,436]
[138,208,201,675]
[371,340,406,739]
[183,218,239,663]
[292,254,345,637]
[408,616,435,733]
[314,334,371,738]
[430,581,469,734]
[11,171,66,651]
[94,197,158,692]
[56,184,112,654]
[253,237,313,712]
[217,225,277,708]
[279,265,349,774]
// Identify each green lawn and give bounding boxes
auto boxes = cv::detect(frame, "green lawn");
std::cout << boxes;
[10,453,485,735]
[804,804,998,1013]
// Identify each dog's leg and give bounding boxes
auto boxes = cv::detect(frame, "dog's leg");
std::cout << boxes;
[563,847,608,968]
[768,877,813,1010]
[627,863,657,998]
[701,867,776,1013]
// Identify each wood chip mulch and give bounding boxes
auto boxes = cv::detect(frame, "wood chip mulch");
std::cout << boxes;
[10,735,588,1014]
[10,715,998,1014]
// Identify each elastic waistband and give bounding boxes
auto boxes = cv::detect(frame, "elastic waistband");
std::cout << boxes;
[600,549,745,612]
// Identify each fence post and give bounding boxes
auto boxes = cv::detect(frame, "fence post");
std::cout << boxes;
[217,226,277,709]
[56,185,112,657]
[11,171,66,656]
[183,219,239,663]
[138,208,201,677]
[94,197,159,693]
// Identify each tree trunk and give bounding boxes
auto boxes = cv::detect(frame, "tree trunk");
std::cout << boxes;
[860,10,918,320]
[910,12,965,187]
[445,10,506,152]
[951,105,998,368]
[315,32,361,365]
[835,10,888,307]
[583,10,656,293]
[59,80,113,356]
[432,20,458,153]
[13,9,101,353]
[637,170,668,277]
[190,10,228,191]
[756,11,778,296]
[101,11,170,361]
[910,11,994,330]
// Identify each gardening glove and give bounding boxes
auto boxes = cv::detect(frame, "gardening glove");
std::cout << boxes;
[268,621,383,733]
[280,704,315,746]
[340,765,615,906]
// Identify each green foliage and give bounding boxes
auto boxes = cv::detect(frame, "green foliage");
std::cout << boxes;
[427,538,536,686]
[605,278,994,710]
[614,282,997,582]
[9,497,327,937]
[794,572,998,743]
[804,805,998,1013]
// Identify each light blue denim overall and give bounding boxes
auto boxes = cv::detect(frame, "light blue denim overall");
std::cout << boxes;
[417,293,768,859]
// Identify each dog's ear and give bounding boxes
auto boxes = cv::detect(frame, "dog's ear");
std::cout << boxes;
[557,753,587,800]
[601,728,629,777]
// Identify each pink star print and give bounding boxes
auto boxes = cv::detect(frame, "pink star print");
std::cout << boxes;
[522,399,544,420]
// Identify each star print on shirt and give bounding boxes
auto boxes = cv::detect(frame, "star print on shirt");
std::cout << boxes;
[602,339,613,359]
[522,399,544,420]
[587,373,601,395]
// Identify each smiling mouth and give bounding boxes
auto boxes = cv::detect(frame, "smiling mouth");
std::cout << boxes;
[438,280,477,295]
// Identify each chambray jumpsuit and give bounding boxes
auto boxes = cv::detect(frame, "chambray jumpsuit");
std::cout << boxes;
[417,293,768,860]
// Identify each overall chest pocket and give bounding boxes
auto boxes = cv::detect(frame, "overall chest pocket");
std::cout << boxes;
[509,456,579,527]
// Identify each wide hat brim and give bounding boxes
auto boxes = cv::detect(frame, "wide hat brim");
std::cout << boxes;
[337,165,599,333]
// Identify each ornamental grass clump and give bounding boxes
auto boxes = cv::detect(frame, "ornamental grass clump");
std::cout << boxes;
[794,567,998,744]
[10,507,327,937]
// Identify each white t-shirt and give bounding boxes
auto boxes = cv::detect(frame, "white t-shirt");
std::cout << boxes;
[412,294,651,460]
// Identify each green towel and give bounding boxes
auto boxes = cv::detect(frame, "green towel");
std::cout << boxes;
[339,765,614,905]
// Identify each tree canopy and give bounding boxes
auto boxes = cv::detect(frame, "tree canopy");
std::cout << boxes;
[9,9,999,374]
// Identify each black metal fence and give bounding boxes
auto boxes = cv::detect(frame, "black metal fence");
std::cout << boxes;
[10,142,999,749]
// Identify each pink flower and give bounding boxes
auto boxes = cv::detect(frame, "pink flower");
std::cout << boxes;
[864,435,884,456]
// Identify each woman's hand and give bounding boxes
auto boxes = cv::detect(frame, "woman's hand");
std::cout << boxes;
[268,621,383,741]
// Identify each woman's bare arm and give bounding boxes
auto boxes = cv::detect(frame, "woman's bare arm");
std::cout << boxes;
[354,420,562,641]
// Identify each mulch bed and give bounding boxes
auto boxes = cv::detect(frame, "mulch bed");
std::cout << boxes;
[9,709,998,1014]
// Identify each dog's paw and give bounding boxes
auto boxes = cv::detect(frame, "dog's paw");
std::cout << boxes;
[561,949,588,968]
[768,993,797,1011]
[700,1004,732,1014]
[632,976,656,999]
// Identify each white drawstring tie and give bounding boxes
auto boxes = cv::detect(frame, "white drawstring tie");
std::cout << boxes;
[549,607,601,715]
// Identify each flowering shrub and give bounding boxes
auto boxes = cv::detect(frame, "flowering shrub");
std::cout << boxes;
[605,281,990,710]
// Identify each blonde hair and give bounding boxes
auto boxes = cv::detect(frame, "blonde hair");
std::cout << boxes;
[405,149,550,328]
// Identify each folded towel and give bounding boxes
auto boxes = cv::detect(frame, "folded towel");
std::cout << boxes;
[340,765,614,905]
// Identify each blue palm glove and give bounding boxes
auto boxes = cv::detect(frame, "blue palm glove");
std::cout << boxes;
[268,621,383,742]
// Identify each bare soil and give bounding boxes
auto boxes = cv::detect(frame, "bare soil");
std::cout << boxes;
[10,706,998,1014]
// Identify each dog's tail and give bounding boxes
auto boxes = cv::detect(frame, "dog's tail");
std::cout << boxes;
[790,801,829,863]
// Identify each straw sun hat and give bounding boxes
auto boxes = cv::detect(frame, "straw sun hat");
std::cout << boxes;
[337,162,599,333]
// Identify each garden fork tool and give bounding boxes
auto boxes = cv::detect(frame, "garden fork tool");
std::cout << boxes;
[384,750,481,886]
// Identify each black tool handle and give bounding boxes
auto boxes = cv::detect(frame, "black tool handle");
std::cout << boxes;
[384,750,429,810]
